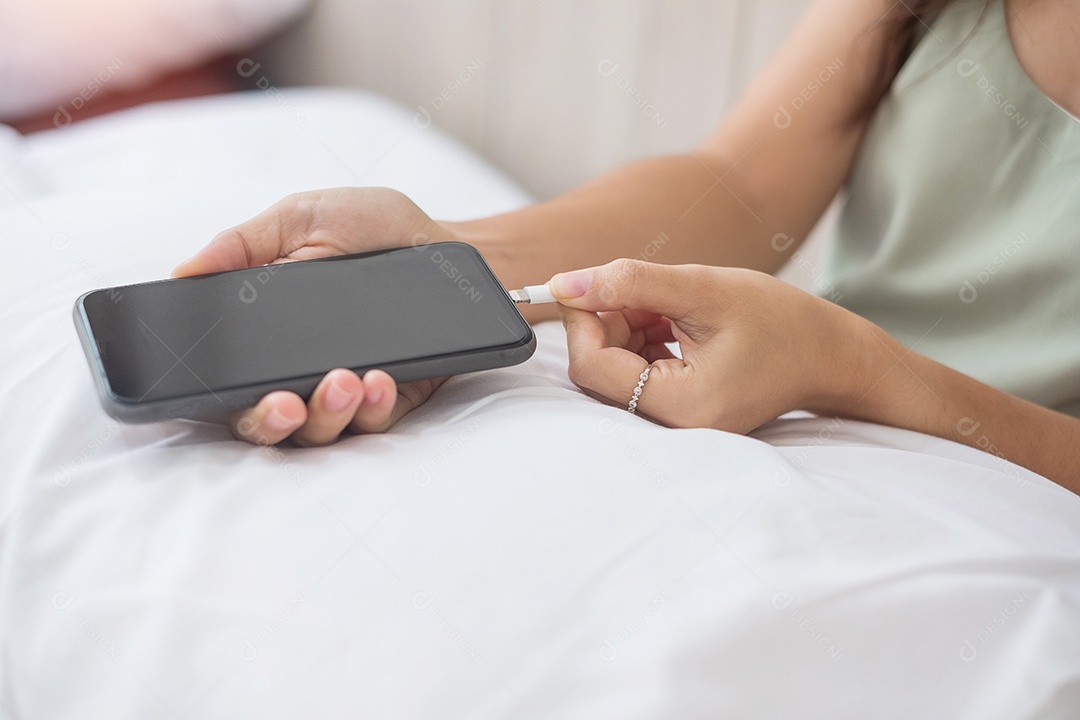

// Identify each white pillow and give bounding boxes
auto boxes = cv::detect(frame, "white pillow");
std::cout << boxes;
[0,0,310,121]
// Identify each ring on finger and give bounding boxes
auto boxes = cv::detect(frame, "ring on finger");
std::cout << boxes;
[627,364,652,414]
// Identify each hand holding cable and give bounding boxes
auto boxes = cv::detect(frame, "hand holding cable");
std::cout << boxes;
[517,259,868,432]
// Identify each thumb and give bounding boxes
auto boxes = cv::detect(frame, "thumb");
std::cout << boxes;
[548,259,702,319]
[172,194,314,277]
[171,228,259,277]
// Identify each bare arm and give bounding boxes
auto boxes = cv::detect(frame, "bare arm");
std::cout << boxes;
[453,0,896,320]
[845,321,1080,493]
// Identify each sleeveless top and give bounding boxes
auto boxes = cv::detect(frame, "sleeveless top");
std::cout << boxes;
[824,0,1080,417]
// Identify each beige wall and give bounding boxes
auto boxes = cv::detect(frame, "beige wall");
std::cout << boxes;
[261,0,814,198]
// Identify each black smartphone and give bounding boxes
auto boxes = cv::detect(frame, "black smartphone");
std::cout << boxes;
[73,242,535,423]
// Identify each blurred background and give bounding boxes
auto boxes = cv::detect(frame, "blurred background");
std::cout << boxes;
[258,0,813,198]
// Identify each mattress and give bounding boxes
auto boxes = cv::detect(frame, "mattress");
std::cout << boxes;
[1,89,1078,719]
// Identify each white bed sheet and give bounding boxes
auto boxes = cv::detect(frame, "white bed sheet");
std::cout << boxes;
[1,89,1079,719]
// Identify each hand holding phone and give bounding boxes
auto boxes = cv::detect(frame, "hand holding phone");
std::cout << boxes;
[178,188,457,444]
[77,190,528,446]
[76,242,534,426]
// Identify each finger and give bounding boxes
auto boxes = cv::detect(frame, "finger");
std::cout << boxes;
[562,306,653,391]
[172,193,317,277]
[549,258,707,319]
[603,309,674,346]
[613,312,676,348]
[230,391,308,445]
[640,315,676,345]
[560,306,676,358]
[348,369,399,433]
[579,309,675,359]
[562,307,685,420]
[290,369,365,447]
[641,343,677,364]
[349,371,447,434]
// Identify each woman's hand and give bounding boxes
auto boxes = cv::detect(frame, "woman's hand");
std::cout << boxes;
[552,259,870,433]
[173,187,457,446]
[553,259,1080,494]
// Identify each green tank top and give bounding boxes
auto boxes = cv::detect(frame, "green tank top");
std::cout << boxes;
[824,0,1080,417]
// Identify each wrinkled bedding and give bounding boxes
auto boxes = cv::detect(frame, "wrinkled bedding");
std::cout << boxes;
[1,89,1078,719]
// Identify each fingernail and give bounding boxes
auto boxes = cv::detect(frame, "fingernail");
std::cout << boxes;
[549,270,591,299]
[365,384,383,405]
[266,408,298,432]
[324,379,355,413]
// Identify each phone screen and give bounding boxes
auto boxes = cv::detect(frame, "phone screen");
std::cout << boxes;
[77,243,531,406]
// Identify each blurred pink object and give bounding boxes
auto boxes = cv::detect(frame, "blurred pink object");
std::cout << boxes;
[0,0,310,124]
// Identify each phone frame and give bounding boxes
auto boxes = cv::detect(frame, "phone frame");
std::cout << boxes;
[73,242,536,423]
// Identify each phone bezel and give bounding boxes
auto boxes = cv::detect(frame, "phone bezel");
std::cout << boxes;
[73,242,536,423]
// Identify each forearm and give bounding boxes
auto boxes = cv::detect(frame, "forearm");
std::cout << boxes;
[442,0,888,295]
[445,152,794,318]
[836,317,1080,494]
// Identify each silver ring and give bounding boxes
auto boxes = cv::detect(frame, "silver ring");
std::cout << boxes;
[627,365,652,414]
